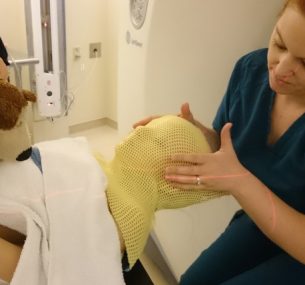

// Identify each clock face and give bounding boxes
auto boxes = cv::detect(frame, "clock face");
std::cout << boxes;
[130,0,149,29]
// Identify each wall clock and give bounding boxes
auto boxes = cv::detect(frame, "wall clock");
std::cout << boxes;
[130,0,149,29]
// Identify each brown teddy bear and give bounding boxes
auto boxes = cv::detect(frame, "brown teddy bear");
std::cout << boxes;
[0,78,36,161]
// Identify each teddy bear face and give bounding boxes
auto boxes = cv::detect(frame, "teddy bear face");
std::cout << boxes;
[0,80,29,130]
[0,79,36,161]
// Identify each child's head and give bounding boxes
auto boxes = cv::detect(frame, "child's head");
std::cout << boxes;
[96,115,225,268]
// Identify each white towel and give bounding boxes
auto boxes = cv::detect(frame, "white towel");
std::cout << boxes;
[0,137,125,285]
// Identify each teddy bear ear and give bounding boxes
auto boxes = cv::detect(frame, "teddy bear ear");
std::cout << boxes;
[22,90,37,103]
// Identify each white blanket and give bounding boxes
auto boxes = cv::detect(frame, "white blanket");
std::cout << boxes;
[0,137,125,285]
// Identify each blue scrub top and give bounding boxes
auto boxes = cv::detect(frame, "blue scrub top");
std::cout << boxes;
[213,48,305,213]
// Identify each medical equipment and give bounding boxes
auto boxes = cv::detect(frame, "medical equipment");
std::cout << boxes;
[25,0,67,119]
[97,116,225,269]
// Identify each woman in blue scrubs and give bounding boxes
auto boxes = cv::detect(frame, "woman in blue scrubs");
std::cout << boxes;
[135,0,305,283]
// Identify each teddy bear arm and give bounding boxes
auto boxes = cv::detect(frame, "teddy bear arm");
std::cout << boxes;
[22,90,36,103]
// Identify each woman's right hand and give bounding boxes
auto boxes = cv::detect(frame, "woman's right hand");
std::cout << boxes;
[179,102,197,125]
[132,102,197,128]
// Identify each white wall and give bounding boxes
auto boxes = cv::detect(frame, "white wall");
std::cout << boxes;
[105,0,119,121]
[65,0,107,126]
[65,0,119,125]
[118,0,283,134]
[117,0,156,136]
[143,0,281,125]
[0,0,27,56]
[0,0,30,89]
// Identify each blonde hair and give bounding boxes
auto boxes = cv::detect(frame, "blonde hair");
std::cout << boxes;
[279,0,305,17]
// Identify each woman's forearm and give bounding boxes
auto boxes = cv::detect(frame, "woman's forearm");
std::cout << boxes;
[231,173,305,264]
[166,122,305,264]
[0,238,22,283]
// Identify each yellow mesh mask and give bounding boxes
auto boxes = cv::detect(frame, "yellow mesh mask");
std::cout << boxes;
[95,115,225,268]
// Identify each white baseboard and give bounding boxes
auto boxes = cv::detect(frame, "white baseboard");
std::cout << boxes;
[69,118,117,134]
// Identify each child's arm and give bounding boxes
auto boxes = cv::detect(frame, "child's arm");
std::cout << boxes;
[0,237,22,283]
[0,225,25,245]
[0,225,25,282]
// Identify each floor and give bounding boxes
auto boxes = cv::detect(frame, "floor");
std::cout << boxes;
[70,124,121,161]
[70,125,177,285]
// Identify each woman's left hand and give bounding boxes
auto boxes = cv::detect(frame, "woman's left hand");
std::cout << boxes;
[165,123,249,193]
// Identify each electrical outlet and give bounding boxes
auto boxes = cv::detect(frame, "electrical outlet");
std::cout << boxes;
[73,47,81,59]
[89,42,101,58]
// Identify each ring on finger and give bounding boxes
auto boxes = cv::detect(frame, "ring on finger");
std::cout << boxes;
[196,175,202,185]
